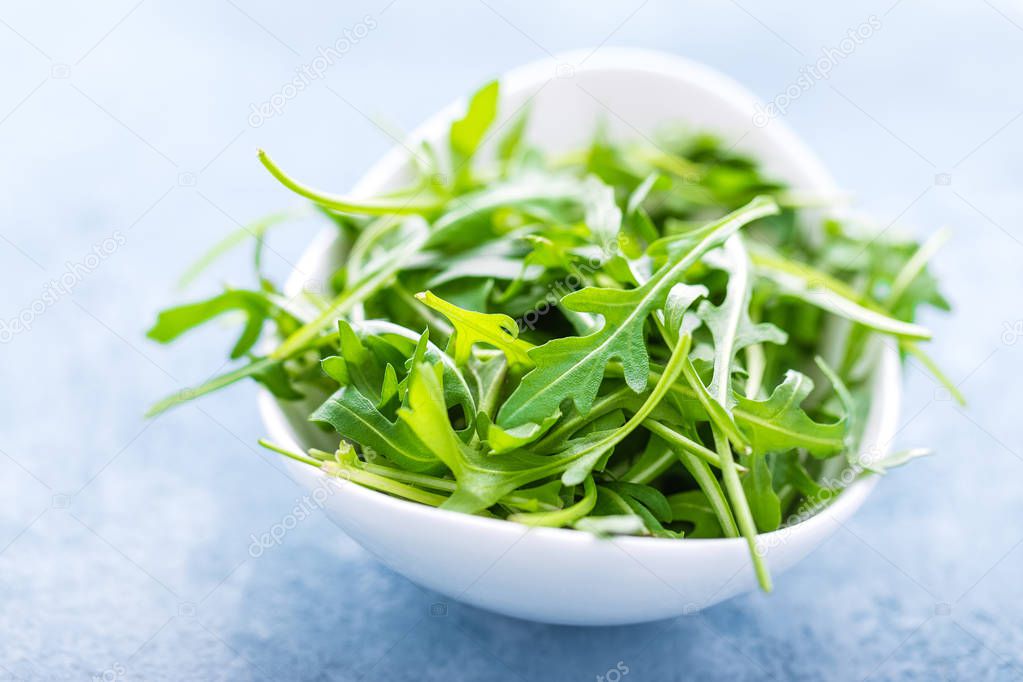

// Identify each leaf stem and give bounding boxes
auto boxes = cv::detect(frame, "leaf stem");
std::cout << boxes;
[258,438,321,466]
[901,340,966,405]
[259,439,450,507]
[360,459,559,511]
[508,477,596,527]
[708,237,772,591]
[642,419,743,471]
[258,149,444,215]
[675,444,740,538]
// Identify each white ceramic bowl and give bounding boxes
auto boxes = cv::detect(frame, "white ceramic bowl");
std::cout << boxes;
[258,48,900,626]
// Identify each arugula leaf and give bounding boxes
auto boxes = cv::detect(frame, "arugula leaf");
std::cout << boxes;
[734,371,846,458]
[147,81,954,594]
[700,242,788,403]
[901,341,966,406]
[424,175,595,249]
[480,412,561,455]
[603,481,672,523]
[594,485,677,537]
[581,175,622,248]
[560,331,693,485]
[312,383,441,473]
[742,453,781,532]
[622,433,676,485]
[450,80,499,187]
[864,447,932,474]
[497,197,779,433]
[496,104,530,171]
[416,290,533,367]
[667,491,724,538]
[147,289,277,360]
[749,247,932,341]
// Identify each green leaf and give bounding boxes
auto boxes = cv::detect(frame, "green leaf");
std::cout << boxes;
[664,283,708,339]
[750,247,932,341]
[497,196,779,432]
[351,320,476,429]
[603,482,672,523]
[397,360,472,475]
[500,480,563,512]
[742,453,781,532]
[813,356,864,463]
[253,359,304,401]
[864,447,932,474]
[425,175,593,249]
[416,290,534,367]
[480,411,561,455]
[581,175,622,248]
[312,384,441,473]
[147,289,276,359]
[622,434,676,485]
[496,103,530,168]
[378,364,399,409]
[404,330,690,514]
[886,227,951,316]
[734,371,846,458]
[677,355,752,454]
[560,331,693,485]
[667,491,724,538]
[395,355,570,512]
[450,80,500,186]
[467,353,507,421]
[320,320,388,402]
[592,486,675,537]
[699,242,788,403]
[623,172,662,249]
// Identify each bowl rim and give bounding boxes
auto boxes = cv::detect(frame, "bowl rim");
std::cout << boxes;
[257,47,898,553]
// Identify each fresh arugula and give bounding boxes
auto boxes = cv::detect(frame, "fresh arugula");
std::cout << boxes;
[146,81,954,592]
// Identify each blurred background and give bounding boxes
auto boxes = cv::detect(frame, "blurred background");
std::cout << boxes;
[1,1,1021,679]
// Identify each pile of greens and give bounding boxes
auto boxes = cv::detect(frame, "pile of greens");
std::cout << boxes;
[147,81,956,590]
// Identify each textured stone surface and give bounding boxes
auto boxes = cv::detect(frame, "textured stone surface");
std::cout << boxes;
[1,1,1021,680]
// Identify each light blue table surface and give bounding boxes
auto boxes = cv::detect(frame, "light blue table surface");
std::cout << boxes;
[2,1,1021,680]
